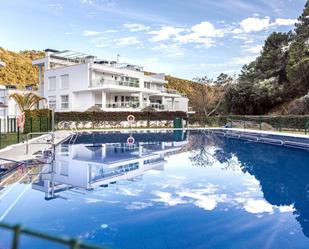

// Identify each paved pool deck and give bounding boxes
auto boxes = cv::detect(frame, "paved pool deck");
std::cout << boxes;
[0,131,72,164]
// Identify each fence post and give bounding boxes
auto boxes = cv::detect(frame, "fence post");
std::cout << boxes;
[12,225,21,249]
[14,117,17,132]
[7,116,9,133]
[17,127,20,143]
[305,118,308,135]
[279,117,282,132]
[70,239,80,249]
[230,116,233,128]
[243,119,246,129]
[30,117,33,133]
[39,117,42,132]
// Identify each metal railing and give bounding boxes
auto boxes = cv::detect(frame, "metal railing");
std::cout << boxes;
[91,78,139,88]
[0,222,105,249]
[25,132,52,154]
[106,102,140,109]
[189,115,309,135]
[150,103,165,110]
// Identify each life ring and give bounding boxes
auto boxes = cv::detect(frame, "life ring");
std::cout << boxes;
[127,136,135,145]
[17,112,25,128]
[127,115,135,123]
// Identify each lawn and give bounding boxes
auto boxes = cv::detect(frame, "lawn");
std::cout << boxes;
[0,133,26,149]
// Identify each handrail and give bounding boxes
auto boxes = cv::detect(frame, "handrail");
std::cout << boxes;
[25,132,52,155]
[0,222,105,249]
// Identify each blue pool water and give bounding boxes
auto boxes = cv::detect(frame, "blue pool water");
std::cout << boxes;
[1,130,309,249]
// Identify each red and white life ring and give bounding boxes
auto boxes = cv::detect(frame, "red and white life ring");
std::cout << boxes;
[127,136,135,145]
[127,115,135,123]
[17,112,25,128]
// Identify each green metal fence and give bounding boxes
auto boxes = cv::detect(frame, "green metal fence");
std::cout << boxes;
[189,115,309,135]
[0,222,106,249]
[0,116,51,149]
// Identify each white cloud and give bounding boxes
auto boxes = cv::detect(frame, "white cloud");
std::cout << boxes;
[116,36,141,46]
[240,17,271,33]
[149,26,185,42]
[126,201,153,210]
[190,21,225,37]
[236,16,296,34]
[175,21,224,47]
[152,43,184,57]
[274,18,296,26]
[243,199,274,214]
[152,191,187,206]
[83,30,102,36]
[277,205,295,213]
[123,23,150,32]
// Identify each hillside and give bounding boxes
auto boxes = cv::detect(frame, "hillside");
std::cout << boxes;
[0,47,44,88]
[165,75,223,115]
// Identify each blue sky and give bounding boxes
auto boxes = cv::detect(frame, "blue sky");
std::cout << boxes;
[0,0,306,79]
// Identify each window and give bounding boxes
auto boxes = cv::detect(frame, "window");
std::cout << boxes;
[61,95,69,109]
[48,76,56,90]
[59,161,69,176]
[48,96,56,109]
[60,74,69,89]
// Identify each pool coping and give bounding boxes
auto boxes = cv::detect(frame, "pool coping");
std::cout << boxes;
[66,127,309,139]
[0,127,308,163]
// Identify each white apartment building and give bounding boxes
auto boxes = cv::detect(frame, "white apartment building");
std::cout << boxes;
[0,86,37,132]
[33,49,189,112]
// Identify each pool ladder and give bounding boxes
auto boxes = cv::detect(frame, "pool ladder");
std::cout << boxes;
[68,127,78,145]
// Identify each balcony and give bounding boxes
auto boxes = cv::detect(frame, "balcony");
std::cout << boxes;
[91,78,140,88]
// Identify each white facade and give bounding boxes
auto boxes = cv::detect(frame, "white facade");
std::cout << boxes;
[0,60,5,68]
[33,50,189,112]
[0,86,34,132]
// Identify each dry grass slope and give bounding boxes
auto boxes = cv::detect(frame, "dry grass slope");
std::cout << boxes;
[0,48,44,88]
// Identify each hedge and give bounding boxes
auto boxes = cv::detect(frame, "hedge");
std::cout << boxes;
[55,111,187,122]
[24,109,52,133]
[188,115,309,130]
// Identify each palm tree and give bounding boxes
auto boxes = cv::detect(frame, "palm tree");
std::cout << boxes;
[9,92,46,112]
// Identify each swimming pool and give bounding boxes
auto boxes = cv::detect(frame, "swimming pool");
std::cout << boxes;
[1,129,309,248]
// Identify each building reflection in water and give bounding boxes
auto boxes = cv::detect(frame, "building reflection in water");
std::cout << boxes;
[32,131,188,200]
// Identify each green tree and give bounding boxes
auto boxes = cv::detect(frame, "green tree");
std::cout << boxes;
[287,1,309,94]
[214,73,233,85]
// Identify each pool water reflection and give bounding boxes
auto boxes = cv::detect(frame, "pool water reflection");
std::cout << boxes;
[0,130,309,249]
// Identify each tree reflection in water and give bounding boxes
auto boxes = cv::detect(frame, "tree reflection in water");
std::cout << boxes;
[188,131,309,239]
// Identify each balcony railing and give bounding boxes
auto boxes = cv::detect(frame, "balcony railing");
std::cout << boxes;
[162,88,186,96]
[149,103,165,110]
[106,102,140,109]
[104,102,166,110]
[91,79,139,88]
